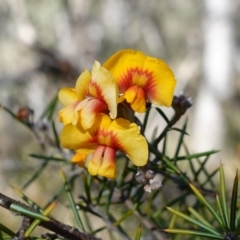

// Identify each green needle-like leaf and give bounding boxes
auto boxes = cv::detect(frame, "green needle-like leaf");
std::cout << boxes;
[22,161,48,189]
[10,204,50,221]
[52,120,61,150]
[107,212,131,239]
[189,184,223,228]
[96,179,107,204]
[115,202,139,227]
[172,150,219,161]
[141,107,151,134]
[0,224,15,237]
[230,170,238,231]
[39,94,58,121]
[105,181,116,213]
[76,203,101,218]
[91,227,107,236]
[60,168,84,231]
[163,229,223,239]
[162,156,180,174]
[174,119,188,159]
[82,174,92,203]
[134,225,142,240]
[201,168,219,188]
[24,201,57,237]
[166,207,221,236]
[29,154,67,162]
[216,194,228,229]
[188,207,215,230]
[169,127,189,135]
[115,209,134,226]
[162,131,167,155]
[194,155,209,178]
[155,107,170,124]
[219,165,230,229]
[168,210,177,229]
[235,210,240,232]
[43,184,65,209]
[12,186,42,212]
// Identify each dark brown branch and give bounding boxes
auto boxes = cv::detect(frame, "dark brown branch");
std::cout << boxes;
[0,192,101,240]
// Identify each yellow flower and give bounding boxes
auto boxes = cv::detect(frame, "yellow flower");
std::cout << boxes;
[103,49,176,112]
[58,61,118,129]
[60,114,148,179]
[71,152,87,167]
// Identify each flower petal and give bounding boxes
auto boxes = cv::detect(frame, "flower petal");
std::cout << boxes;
[75,69,91,101]
[103,49,146,91]
[94,114,148,166]
[71,152,87,167]
[108,118,148,166]
[103,49,176,107]
[88,145,105,176]
[74,98,108,129]
[58,88,78,106]
[143,56,176,107]
[88,61,118,119]
[72,99,88,126]
[124,86,146,112]
[60,124,97,151]
[58,102,79,125]
[124,85,138,103]
[98,147,116,179]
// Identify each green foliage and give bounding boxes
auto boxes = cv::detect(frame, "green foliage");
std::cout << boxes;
[165,166,240,240]
[0,94,237,240]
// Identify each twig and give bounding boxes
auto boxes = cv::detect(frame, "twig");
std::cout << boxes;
[79,196,131,240]
[153,112,181,148]
[11,217,31,240]
[153,94,192,147]
[124,199,167,240]
[0,192,101,240]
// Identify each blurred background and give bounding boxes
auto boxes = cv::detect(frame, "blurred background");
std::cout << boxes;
[0,0,240,238]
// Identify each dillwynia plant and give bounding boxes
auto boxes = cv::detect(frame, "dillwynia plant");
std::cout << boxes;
[58,49,176,179]
[0,49,234,240]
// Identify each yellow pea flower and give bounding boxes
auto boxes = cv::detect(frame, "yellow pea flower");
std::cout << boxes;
[60,114,148,179]
[103,49,176,112]
[58,61,118,129]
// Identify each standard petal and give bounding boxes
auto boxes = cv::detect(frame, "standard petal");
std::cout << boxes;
[103,49,146,91]
[88,61,118,119]
[60,124,97,150]
[75,69,91,101]
[108,118,148,166]
[58,88,78,106]
[143,56,176,107]
[98,147,116,179]
[103,49,176,107]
